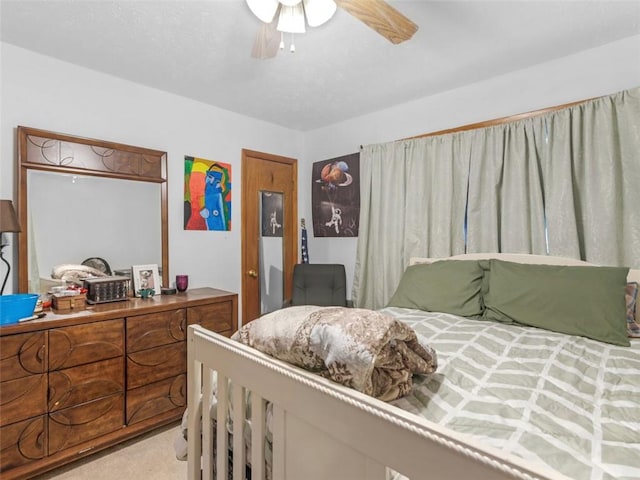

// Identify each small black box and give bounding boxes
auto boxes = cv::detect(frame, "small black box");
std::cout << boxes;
[83,276,130,304]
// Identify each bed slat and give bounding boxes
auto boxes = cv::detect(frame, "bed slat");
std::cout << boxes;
[232,384,246,480]
[216,373,229,480]
[251,394,266,480]
[186,347,202,480]
[271,405,285,480]
[203,369,215,480]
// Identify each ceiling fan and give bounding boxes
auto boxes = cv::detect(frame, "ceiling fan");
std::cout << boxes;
[247,0,418,59]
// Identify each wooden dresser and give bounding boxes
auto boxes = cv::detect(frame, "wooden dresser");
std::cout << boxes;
[0,287,237,480]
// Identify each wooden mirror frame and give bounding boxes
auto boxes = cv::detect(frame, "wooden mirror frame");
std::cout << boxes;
[16,126,169,292]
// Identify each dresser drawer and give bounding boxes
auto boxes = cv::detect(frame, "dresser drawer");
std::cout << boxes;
[0,416,45,472]
[126,342,186,390]
[48,392,124,455]
[49,357,124,412]
[0,374,47,427]
[49,319,124,370]
[126,309,186,353]
[126,374,186,425]
[187,301,233,333]
[1,331,47,382]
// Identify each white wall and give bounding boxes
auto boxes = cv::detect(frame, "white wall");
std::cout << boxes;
[302,35,640,297]
[0,43,304,300]
[2,35,639,304]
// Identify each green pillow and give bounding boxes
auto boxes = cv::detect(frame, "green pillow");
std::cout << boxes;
[483,259,629,346]
[387,260,484,317]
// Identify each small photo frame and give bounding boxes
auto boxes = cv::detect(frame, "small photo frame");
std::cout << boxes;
[131,264,161,297]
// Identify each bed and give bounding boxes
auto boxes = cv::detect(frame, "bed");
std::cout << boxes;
[186,253,640,480]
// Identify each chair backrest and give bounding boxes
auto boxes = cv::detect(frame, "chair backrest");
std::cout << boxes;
[291,264,347,307]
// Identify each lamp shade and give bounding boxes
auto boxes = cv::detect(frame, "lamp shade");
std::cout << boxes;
[0,200,21,233]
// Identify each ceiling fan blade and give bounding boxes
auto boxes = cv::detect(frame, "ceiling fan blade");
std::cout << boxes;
[251,17,281,59]
[334,0,418,44]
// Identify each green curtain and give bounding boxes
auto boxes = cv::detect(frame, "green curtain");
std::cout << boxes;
[353,86,640,309]
[540,88,640,268]
[465,121,547,254]
[352,136,469,309]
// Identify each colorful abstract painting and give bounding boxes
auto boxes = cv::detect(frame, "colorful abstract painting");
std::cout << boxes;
[184,156,232,231]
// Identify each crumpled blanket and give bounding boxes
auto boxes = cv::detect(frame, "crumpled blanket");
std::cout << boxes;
[235,306,438,401]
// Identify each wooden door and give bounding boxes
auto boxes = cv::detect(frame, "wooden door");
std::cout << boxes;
[241,150,297,326]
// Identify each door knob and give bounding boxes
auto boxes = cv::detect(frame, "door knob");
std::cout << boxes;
[248,269,258,278]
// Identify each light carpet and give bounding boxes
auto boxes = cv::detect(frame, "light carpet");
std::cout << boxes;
[35,423,186,479]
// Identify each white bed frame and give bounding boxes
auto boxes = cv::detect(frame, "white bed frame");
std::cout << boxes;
[187,254,639,480]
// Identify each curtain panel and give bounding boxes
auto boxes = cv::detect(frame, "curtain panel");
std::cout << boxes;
[540,88,640,268]
[353,87,640,309]
[465,121,547,255]
[352,137,469,310]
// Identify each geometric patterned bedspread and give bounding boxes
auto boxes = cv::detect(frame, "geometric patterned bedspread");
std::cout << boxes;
[382,307,640,480]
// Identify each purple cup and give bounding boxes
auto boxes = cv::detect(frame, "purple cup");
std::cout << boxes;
[176,275,189,292]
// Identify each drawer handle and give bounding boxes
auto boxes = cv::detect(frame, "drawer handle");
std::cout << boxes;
[37,344,46,362]
[48,385,72,410]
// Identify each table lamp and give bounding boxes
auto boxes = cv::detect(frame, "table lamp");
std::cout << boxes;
[0,200,21,294]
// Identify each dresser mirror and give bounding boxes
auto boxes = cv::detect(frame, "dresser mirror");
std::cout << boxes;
[17,126,168,293]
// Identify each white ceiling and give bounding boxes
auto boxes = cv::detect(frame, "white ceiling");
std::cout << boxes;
[1,1,639,131]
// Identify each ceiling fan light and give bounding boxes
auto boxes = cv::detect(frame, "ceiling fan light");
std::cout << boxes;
[246,0,280,23]
[277,4,306,34]
[302,0,336,27]
[280,0,303,6]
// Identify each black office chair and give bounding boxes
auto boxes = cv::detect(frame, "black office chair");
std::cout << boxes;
[285,263,349,307]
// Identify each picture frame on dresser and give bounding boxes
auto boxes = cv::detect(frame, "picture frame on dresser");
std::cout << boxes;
[131,264,161,296]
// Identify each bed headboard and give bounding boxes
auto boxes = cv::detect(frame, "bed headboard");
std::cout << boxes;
[410,253,640,323]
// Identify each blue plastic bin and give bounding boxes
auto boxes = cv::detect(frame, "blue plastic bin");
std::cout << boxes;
[0,294,39,325]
